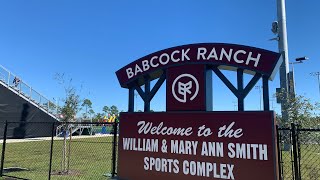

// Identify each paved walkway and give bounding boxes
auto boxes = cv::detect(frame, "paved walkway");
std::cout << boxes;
[0,134,113,144]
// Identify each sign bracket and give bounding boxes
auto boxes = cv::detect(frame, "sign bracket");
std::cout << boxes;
[211,66,267,111]
[263,75,270,110]
[129,72,166,112]
[237,69,244,111]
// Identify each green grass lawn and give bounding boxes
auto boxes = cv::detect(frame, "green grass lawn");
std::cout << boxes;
[0,136,116,180]
[1,135,318,180]
[280,144,320,180]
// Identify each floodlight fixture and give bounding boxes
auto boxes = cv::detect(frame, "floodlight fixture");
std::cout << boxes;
[295,56,308,62]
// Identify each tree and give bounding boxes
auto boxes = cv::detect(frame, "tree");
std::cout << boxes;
[276,90,320,151]
[93,113,103,123]
[88,109,95,119]
[55,73,82,174]
[102,105,119,116]
[81,99,92,118]
[102,106,110,116]
[55,73,82,122]
[110,105,119,116]
[60,88,81,122]
[276,90,320,128]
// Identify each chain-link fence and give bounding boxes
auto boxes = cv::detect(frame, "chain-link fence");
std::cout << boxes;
[278,127,294,180]
[0,121,118,180]
[298,129,320,180]
[4,121,319,180]
[278,124,320,180]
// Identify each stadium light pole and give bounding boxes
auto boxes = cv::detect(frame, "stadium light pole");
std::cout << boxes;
[273,0,290,121]
[255,85,262,110]
[310,72,320,98]
[232,101,237,111]
[134,92,138,111]
[288,57,308,96]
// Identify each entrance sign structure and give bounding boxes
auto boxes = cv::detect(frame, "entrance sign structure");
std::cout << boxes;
[116,43,281,180]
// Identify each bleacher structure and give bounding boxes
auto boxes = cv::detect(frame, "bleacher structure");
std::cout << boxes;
[0,64,60,138]
[0,64,93,138]
[0,65,58,119]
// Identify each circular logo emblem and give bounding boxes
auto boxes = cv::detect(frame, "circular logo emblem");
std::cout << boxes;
[172,74,199,103]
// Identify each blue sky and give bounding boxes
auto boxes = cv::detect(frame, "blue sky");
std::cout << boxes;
[0,0,319,114]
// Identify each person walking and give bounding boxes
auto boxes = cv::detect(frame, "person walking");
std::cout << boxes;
[13,76,20,87]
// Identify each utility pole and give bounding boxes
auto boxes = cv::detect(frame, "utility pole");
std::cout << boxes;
[276,0,290,120]
[289,57,308,98]
[232,101,237,111]
[271,95,276,110]
[134,92,138,111]
[310,72,320,98]
[255,85,262,110]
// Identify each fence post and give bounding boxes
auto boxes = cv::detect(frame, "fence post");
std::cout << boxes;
[291,123,300,180]
[48,122,55,180]
[276,125,283,180]
[0,121,8,176]
[296,124,301,178]
[111,122,118,177]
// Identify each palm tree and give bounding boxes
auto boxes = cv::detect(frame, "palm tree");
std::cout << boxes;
[82,99,92,118]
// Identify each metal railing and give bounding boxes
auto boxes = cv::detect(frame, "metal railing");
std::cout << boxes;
[55,123,93,137]
[0,64,58,119]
